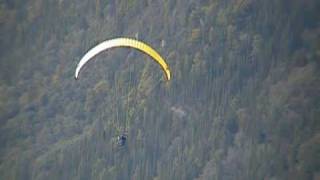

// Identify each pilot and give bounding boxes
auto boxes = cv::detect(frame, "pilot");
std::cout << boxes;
[117,134,127,146]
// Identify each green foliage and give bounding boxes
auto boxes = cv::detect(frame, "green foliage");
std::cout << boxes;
[0,0,320,179]
[190,28,201,43]
[298,134,320,173]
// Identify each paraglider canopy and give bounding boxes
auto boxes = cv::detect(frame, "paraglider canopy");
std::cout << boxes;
[75,38,171,81]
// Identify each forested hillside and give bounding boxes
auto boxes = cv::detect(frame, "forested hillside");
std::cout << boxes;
[0,0,319,179]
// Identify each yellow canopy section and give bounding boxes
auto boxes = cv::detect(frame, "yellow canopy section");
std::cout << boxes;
[75,38,171,81]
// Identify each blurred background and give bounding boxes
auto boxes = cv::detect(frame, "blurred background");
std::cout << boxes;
[0,0,319,179]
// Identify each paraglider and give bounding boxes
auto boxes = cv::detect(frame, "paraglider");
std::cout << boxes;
[117,134,128,147]
[75,38,171,81]
[75,38,172,148]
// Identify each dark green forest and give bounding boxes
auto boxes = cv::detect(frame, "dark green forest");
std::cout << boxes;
[0,0,320,179]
